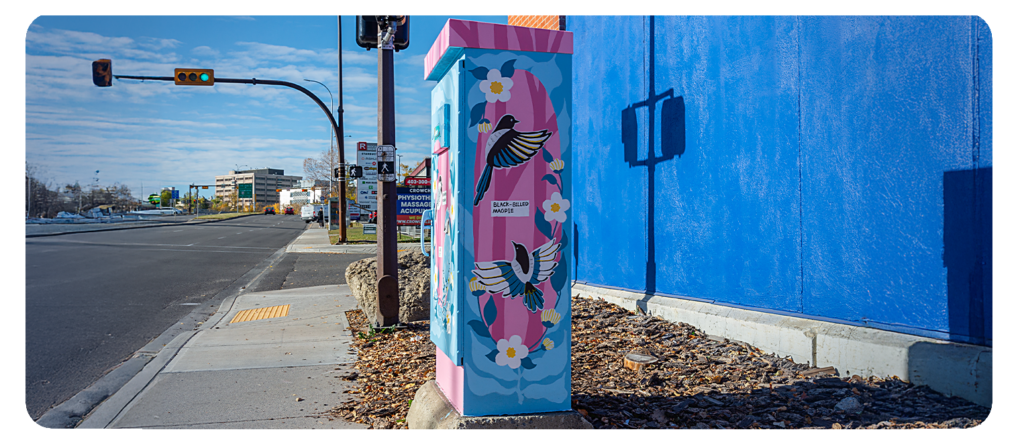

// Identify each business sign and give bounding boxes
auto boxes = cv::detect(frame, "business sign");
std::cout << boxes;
[238,183,253,199]
[357,142,378,212]
[404,176,430,187]
[396,187,431,226]
[348,200,360,220]
[363,223,377,235]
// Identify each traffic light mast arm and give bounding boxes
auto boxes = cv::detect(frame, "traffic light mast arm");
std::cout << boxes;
[114,75,175,81]
[111,75,343,159]
[215,78,342,149]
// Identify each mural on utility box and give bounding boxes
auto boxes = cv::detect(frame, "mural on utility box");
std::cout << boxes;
[463,52,572,411]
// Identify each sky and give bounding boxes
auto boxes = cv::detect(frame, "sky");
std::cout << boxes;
[24,14,507,202]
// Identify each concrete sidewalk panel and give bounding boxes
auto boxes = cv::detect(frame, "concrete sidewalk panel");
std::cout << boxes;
[108,365,364,429]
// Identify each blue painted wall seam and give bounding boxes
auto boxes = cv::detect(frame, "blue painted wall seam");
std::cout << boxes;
[797,16,805,315]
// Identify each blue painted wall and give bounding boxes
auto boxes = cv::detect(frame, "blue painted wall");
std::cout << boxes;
[569,16,992,345]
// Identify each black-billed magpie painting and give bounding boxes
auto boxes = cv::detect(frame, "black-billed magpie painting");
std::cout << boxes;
[473,114,552,206]
[472,239,561,313]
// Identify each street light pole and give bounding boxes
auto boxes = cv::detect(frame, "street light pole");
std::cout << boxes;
[304,78,337,230]
[338,15,347,242]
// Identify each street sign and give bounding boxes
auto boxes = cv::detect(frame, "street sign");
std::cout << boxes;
[171,190,179,199]
[238,183,253,198]
[377,145,396,182]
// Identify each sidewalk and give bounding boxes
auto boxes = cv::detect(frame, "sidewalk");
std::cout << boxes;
[286,226,424,254]
[54,226,421,429]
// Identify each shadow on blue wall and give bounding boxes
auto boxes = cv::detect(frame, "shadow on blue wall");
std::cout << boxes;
[620,17,688,298]
[942,168,983,343]
[942,165,1024,349]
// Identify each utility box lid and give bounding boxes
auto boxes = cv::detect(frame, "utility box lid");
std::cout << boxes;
[424,19,573,81]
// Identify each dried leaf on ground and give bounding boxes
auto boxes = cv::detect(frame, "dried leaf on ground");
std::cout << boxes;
[324,298,989,429]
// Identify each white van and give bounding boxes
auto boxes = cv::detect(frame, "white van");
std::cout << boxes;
[301,205,315,222]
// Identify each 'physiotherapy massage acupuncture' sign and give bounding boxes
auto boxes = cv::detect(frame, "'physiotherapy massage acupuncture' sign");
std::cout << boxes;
[397,187,431,225]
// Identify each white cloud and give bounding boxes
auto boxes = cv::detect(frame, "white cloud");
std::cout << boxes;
[191,46,220,57]
[233,41,334,65]
[139,37,182,51]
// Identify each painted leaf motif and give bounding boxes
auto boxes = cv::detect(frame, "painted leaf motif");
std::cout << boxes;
[521,357,537,370]
[499,59,516,78]
[485,349,499,362]
[469,66,490,80]
[483,295,497,326]
[535,207,553,239]
[541,174,558,187]
[468,319,491,339]
[542,147,553,163]
[469,102,487,128]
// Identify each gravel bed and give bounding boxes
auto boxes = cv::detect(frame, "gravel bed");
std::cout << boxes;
[326,296,990,429]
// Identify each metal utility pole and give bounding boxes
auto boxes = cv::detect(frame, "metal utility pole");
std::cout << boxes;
[338,15,348,242]
[375,17,400,328]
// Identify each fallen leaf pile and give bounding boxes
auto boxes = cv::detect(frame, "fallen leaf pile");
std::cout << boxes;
[325,310,434,429]
[325,296,990,429]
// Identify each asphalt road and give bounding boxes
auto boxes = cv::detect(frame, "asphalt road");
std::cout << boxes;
[24,214,324,420]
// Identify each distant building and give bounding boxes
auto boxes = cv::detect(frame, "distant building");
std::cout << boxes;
[215,168,301,209]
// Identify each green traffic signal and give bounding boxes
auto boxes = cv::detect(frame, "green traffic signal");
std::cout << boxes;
[174,68,214,86]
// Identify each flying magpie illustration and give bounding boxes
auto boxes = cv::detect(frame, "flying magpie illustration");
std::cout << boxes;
[474,114,552,206]
[472,239,561,313]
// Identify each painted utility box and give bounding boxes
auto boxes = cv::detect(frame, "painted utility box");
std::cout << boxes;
[422,19,573,417]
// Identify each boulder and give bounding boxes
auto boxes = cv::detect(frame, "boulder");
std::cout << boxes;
[345,251,430,324]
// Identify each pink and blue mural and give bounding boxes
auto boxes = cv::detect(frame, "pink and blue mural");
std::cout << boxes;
[425,19,573,417]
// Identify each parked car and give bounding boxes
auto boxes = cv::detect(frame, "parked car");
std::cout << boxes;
[264,207,276,215]
[301,205,315,222]
[284,207,294,215]
[369,211,377,224]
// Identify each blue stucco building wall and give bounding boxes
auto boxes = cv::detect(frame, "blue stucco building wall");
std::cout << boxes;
[568,16,992,346]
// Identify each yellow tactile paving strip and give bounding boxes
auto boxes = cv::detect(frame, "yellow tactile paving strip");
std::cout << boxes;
[229,305,291,323]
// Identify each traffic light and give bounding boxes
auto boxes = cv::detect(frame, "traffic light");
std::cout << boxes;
[174,68,214,86]
[92,59,112,87]
[350,165,363,178]
[355,16,410,52]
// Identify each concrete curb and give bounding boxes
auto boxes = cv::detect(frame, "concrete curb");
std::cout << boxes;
[407,380,593,429]
[77,331,197,428]
[572,283,992,407]
[25,215,250,237]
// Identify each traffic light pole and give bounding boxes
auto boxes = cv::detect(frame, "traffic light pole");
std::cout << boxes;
[375,22,400,329]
